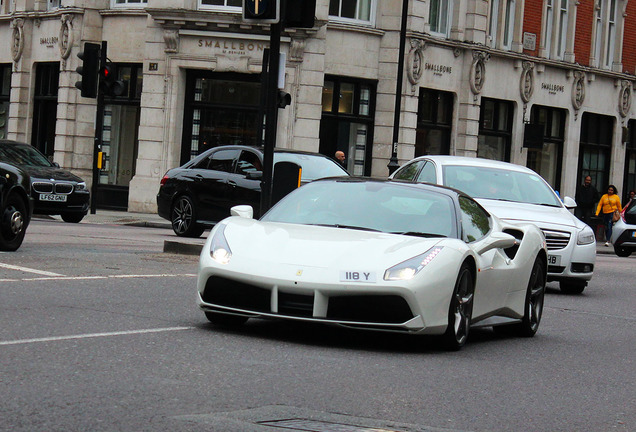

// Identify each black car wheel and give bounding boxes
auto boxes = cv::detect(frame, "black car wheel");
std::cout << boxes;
[171,195,204,237]
[441,263,474,351]
[0,193,28,251]
[495,256,546,337]
[613,245,632,258]
[61,213,85,223]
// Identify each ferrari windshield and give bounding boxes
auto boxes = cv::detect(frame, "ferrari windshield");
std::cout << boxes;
[262,180,458,238]
[442,165,562,207]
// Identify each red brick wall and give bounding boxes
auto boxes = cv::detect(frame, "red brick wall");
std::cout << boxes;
[522,0,543,56]
[623,2,636,74]
[573,1,594,66]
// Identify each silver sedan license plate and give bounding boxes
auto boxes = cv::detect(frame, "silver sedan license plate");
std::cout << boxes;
[39,193,67,202]
[547,254,561,266]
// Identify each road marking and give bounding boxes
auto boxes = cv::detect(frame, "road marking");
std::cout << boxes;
[0,273,197,283]
[0,263,64,277]
[0,326,194,347]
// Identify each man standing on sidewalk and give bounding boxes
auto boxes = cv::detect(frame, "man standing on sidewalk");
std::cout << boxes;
[575,175,599,227]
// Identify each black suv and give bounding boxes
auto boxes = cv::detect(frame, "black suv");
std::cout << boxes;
[0,161,33,251]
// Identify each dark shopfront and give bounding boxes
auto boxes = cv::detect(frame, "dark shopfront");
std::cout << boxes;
[181,70,262,165]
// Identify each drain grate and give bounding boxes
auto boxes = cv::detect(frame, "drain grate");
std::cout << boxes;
[258,418,404,432]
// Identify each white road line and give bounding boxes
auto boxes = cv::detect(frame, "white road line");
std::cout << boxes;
[0,327,193,346]
[1,273,197,283]
[0,263,64,277]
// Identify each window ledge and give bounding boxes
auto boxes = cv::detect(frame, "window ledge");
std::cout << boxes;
[326,21,384,37]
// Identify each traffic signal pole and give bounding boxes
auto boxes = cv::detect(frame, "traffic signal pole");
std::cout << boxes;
[259,22,282,215]
[90,41,107,214]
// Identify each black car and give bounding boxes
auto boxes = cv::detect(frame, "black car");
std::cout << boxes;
[0,140,90,223]
[0,161,33,251]
[157,145,349,237]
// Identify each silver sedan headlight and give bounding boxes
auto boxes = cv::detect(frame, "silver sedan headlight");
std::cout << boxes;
[577,225,596,245]
[209,224,232,264]
[384,247,443,281]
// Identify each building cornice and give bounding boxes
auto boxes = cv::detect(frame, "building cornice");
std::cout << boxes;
[0,7,83,23]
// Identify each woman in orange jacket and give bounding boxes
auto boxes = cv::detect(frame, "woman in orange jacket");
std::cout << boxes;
[596,184,622,246]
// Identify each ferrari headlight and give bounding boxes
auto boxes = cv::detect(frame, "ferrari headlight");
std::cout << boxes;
[577,226,596,245]
[384,247,443,281]
[209,223,232,264]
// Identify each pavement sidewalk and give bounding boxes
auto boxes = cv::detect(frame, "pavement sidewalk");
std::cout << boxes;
[35,210,617,256]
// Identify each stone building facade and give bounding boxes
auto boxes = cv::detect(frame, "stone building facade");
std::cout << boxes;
[1,0,635,212]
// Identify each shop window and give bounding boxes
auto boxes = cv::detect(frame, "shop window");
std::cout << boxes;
[416,88,453,156]
[199,0,243,11]
[0,64,10,140]
[429,0,453,37]
[320,76,376,176]
[526,106,565,191]
[112,0,148,6]
[578,113,614,194]
[329,0,375,24]
[623,120,636,202]
[32,63,59,159]
[478,98,513,162]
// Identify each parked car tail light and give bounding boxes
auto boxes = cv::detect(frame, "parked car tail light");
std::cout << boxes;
[160,173,170,186]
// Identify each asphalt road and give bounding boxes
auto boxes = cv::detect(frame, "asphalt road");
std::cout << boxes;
[0,219,634,432]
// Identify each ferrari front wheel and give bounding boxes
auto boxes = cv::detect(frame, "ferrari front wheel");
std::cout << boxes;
[441,263,474,351]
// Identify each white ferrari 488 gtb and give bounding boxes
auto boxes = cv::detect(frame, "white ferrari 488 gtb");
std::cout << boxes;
[197,178,547,350]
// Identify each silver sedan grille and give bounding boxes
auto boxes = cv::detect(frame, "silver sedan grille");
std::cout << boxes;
[541,229,571,250]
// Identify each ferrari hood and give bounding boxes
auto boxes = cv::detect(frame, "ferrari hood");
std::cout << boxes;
[221,218,444,269]
[476,199,579,229]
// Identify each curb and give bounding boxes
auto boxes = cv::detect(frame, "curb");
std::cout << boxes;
[163,240,203,256]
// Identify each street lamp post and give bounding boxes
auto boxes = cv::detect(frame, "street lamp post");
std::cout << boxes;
[388,0,409,175]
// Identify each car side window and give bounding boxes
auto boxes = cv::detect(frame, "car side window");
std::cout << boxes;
[459,196,491,242]
[415,161,436,183]
[393,161,423,181]
[236,150,263,176]
[207,149,239,172]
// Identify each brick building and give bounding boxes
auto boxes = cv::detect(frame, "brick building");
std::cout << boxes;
[1,0,635,212]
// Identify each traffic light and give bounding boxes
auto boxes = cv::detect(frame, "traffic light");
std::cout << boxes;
[99,61,126,97]
[75,42,100,98]
[282,0,315,28]
[277,90,291,108]
[243,0,279,23]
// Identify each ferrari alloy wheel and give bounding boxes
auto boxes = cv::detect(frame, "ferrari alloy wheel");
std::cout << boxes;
[442,263,474,350]
[0,193,27,251]
[516,256,546,337]
[205,311,248,326]
[171,195,204,238]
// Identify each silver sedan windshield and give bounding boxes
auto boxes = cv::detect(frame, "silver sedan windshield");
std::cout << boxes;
[442,165,562,207]
[262,180,457,238]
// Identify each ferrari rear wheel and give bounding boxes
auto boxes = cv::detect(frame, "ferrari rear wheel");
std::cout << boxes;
[441,263,474,351]
[171,195,204,238]
[205,311,248,326]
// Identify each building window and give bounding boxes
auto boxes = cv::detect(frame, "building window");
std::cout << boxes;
[578,113,614,194]
[199,0,242,10]
[0,64,10,140]
[416,88,453,156]
[320,76,376,175]
[542,0,568,60]
[47,0,60,10]
[32,63,59,159]
[0,0,15,14]
[526,106,566,191]
[593,0,618,69]
[478,98,513,162]
[488,0,516,50]
[112,0,148,7]
[429,0,453,37]
[329,0,374,24]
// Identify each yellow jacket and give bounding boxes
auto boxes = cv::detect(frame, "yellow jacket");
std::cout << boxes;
[596,194,622,215]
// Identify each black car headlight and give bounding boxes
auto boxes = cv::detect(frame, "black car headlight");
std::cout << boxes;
[75,181,87,192]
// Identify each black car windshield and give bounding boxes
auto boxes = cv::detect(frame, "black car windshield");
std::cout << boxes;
[442,165,562,207]
[0,143,53,168]
[274,153,348,181]
[262,180,457,238]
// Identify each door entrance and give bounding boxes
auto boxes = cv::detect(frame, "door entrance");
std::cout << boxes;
[32,63,59,159]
